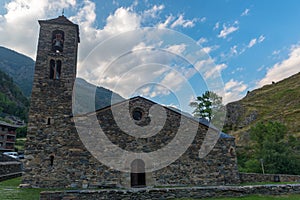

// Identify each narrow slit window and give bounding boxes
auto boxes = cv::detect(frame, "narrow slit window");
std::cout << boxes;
[50,155,54,166]
[49,60,62,80]
[50,60,55,79]
[56,60,61,79]
[47,118,51,125]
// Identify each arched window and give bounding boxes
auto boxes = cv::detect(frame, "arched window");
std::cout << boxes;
[130,159,146,187]
[49,59,62,80]
[52,30,64,52]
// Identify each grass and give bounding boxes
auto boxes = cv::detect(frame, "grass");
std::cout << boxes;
[0,178,44,200]
[237,181,297,186]
[1,178,300,200]
[15,138,26,152]
[178,194,300,200]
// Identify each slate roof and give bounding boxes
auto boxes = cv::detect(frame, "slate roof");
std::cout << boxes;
[92,96,234,139]
[39,15,76,26]
[166,101,233,138]
[0,120,24,128]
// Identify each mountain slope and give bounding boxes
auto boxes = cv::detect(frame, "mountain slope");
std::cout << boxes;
[0,46,124,112]
[225,72,300,145]
[0,46,35,97]
[73,78,125,115]
[0,69,30,120]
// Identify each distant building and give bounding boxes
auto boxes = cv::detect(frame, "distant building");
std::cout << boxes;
[0,121,20,152]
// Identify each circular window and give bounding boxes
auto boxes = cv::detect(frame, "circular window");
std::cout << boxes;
[132,110,143,121]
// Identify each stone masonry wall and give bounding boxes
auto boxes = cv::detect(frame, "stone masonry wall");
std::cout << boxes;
[22,17,102,188]
[153,137,239,186]
[74,97,240,188]
[0,161,22,181]
[240,173,300,183]
[40,184,300,200]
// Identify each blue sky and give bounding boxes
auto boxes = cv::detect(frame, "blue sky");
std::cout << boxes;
[0,0,300,114]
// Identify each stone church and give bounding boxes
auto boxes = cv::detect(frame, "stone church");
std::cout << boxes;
[22,15,240,188]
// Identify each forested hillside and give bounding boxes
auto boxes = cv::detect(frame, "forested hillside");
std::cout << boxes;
[0,69,29,121]
[0,46,34,97]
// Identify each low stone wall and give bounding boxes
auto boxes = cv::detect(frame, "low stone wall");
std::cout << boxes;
[40,184,300,200]
[0,161,23,181]
[240,173,300,183]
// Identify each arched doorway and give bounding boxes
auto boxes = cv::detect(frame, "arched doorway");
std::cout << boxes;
[130,159,146,187]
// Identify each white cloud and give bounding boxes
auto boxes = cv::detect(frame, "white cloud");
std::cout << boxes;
[258,45,300,87]
[200,17,206,22]
[197,37,207,45]
[157,15,174,29]
[71,4,143,64]
[71,0,96,31]
[143,4,164,19]
[258,35,265,43]
[214,22,219,30]
[241,8,250,16]
[202,47,212,54]
[272,50,280,55]
[0,0,52,58]
[204,63,227,79]
[166,43,186,55]
[0,0,93,59]
[225,79,247,92]
[196,37,220,54]
[224,79,247,103]
[160,70,185,91]
[257,65,265,72]
[170,14,197,28]
[104,7,141,35]
[248,38,257,48]
[157,14,198,29]
[230,45,238,56]
[248,35,265,49]
[231,67,244,74]
[218,23,239,39]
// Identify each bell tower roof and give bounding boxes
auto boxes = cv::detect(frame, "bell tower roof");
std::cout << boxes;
[39,15,80,42]
[39,15,76,25]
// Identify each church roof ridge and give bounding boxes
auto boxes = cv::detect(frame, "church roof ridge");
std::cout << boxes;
[39,15,77,26]
[73,95,233,138]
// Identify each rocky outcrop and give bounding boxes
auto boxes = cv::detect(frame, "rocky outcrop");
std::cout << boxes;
[225,102,258,130]
[224,72,300,145]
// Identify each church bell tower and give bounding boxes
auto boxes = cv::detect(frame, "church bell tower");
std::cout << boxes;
[23,15,82,187]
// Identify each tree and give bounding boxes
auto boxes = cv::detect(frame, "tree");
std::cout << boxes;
[241,121,300,175]
[16,126,27,138]
[189,91,225,129]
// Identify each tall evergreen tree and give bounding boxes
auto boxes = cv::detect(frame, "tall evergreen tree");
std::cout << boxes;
[189,91,225,129]
[190,91,223,120]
